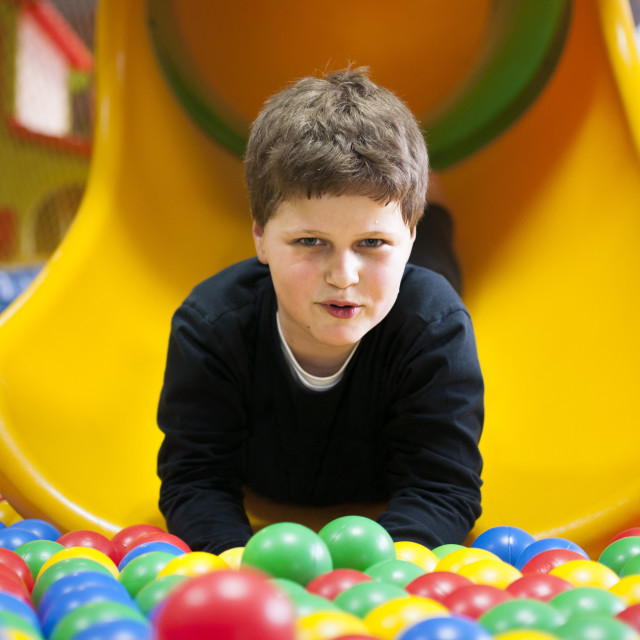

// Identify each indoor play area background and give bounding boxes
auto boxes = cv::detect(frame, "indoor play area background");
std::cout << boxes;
[0,0,639,558]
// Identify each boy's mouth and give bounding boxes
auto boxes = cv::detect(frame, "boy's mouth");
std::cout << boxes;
[321,301,360,319]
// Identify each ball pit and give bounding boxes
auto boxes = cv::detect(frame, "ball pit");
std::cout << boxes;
[1,517,640,638]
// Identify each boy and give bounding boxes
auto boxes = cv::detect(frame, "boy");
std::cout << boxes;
[157,68,483,554]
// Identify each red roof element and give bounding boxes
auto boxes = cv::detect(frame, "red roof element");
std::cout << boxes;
[22,0,93,71]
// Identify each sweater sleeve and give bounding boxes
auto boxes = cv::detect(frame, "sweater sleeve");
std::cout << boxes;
[376,306,484,548]
[157,301,254,554]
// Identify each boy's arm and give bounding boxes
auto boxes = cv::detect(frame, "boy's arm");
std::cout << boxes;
[157,301,254,554]
[377,306,484,548]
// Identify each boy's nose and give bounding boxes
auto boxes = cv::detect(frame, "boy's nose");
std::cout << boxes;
[325,250,360,288]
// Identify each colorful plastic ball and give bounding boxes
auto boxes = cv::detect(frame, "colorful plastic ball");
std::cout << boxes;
[0,612,40,639]
[49,600,147,640]
[457,559,522,588]
[405,571,473,603]
[41,584,137,637]
[0,565,26,591]
[599,537,640,575]
[219,546,244,570]
[364,559,425,588]
[154,568,296,640]
[307,569,372,600]
[610,529,640,544]
[117,551,177,598]
[270,577,308,598]
[362,596,447,640]
[120,532,190,558]
[555,615,637,640]
[472,526,536,566]
[242,522,332,585]
[620,554,640,577]
[478,598,566,635]
[156,551,228,578]
[318,516,395,572]
[0,549,34,592]
[550,585,626,620]
[549,559,619,588]
[9,519,60,542]
[617,602,640,632]
[0,576,30,605]
[70,618,151,640]
[38,547,119,580]
[297,610,370,640]
[56,531,118,565]
[506,574,573,601]
[118,541,185,570]
[610,574,640,605]
[110,525,164,564]
[0,593,39,628]
[32,557,114,606]
[14,540,64,581]
[514,539,588,571]
[134,574,186,617]
[521,548,588,575]
[289,591,341,617]
[442,583,513,619]
[393,542,438,572]
[434,547,501,574]
[431,544,465,560]
[334,581,408,618]
[395,615,492,640]
[0,529,38,551]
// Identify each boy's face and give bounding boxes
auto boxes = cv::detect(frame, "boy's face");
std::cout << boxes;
[252,194,415,375]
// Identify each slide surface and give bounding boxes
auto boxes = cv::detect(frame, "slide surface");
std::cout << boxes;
[0,0,639,556]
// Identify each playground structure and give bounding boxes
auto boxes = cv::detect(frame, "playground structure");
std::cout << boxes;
[0,0,639,557]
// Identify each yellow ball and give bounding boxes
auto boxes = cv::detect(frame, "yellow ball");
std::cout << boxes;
[550,559,619,589]
[610,574,640,605]
[219,546,244,570]
[363,596,447,640]
[156,551,228,577]
[37,546,119,579]
[494,631,560,640]
[394,541,438,572]
[457,559,522,588]
[434,547,501,574]
[297,610,371,640]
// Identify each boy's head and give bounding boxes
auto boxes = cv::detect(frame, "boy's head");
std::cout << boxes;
[244,67,429,230]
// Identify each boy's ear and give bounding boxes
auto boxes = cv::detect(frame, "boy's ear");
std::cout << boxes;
[252,221,268,264]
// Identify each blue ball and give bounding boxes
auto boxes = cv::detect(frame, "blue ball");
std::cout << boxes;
[0,527,39,550]
[41,585,137,637]
[71,618,151,640]
[38,571,128,618]
[396,615,493,640]
[471,526,536,565]
[118,541,185,570]
[0,592,40,628]
[10,518,61,541]
[514,537,589,570]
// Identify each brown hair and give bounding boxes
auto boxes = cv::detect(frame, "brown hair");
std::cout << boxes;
[244,67,429,229]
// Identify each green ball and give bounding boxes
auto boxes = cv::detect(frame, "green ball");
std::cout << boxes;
[32,557,113,606]
[621,553,640,577]
[599,537,640,574]
[134,574,187,616]
[14,540,65,580]
[241,522,332,585]
[118,551,177,598]
[318,516,395,571]
[334,580,407,618]
[364,559,425,587]
[431,543,466,560]
[478,598,566,634]
[49,601,146,640]
[288,591,339,617]
[269,577,308,598]
[555,615,637,640]
[550,586,626,621]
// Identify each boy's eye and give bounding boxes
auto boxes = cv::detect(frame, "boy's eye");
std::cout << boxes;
[298,237,323,247]
[360,238,385,249]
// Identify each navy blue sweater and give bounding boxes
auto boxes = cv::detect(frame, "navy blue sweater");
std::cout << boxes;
[157,258,483,553]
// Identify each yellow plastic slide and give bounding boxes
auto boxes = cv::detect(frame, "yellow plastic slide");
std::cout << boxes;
[0,0,639,557]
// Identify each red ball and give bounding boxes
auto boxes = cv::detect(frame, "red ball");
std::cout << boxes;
[610,528,640,545]
[122,531,191,557]
[57,530,119,564]
[307,568,371,600]
[406,571,473,603]
[506,574,573,601]
[617,603,640,632]
[0,574,31,605]
[521,548,586,574]
[442,584,512,619]
[0,547,34,592]
[154,568,296,640]
[111,524,165,563]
